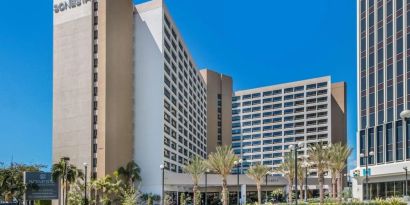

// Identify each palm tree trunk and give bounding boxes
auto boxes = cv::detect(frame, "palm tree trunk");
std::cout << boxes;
[319,174,324,204]
[337,172,342,202]
[257,183,261,205]
[193,184,198,205]
[287,182,292,203]
[62,179,65,205]
[222,178,229,205]
[332,176,337,198]
[299,184,303,200]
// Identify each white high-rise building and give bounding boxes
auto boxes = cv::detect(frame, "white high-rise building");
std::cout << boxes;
[231,76,347,195]
[133,0,208,193]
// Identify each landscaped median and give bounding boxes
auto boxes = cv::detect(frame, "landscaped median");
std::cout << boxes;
[244,197,408,205]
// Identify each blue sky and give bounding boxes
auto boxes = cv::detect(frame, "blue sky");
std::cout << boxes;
[0,0,357,169]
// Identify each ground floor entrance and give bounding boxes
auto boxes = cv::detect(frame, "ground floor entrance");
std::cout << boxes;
[364,181,409,199]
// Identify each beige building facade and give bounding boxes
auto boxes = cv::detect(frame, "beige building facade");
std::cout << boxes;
[200,69,233,154]
[53,0,134,182]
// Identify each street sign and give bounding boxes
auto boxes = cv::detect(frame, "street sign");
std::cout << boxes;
[24,172,59,200]
[362,168,371,176]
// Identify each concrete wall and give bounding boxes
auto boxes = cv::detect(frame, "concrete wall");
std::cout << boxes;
[53,0,93,171]
[331,82,347,145]
[96,0,134,177]
[134,1,165,194]
[200,69,233,154]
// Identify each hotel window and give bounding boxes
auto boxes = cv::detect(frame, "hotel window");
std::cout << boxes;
[386,123,393,162]
[397,16,403,32]
[377,6,383,22]
[386,0,392,16]
[397,38,403,54]
[360,131,366,166]
[377,126,383,163]
[360,0,365,13]
[360,18,366,33]
[361,37,366,52]
[396,121,404,161]
[368,129,375,164]
[387,43,393,58]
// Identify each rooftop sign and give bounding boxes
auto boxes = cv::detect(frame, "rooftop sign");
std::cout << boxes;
[54,0,91,13]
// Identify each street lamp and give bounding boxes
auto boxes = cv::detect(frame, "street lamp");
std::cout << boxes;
[160,164,165,205]
[205,168,210,205]
[301,161,310,202]
[234,159,243,205]
[265,171,272,203]
[289,142,304,205]
[83,162,88,205]
[360,151,374,201]
[404,167,408,197]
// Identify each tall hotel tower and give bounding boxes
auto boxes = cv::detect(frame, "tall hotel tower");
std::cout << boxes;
[53,0,208,194]
[353,0,410,200]
[231,77,347,192]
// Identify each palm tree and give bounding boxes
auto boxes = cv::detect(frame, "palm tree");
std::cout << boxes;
[91,174,121,204]
[246,163,270,205]
[273,152,295,203]
[184,156,207,205]
[296,161,305,200]
[330,143,352,202]
[328,157,337,199]
[205,146,238,205]
[308,142,330,204]
[117,161,141,187]
[52,159,83,205]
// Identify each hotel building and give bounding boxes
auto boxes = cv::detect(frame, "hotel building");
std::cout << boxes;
[53,0,208,194]
[352,0,410,200]
[53,0,347,199]
[134,0,208,193]
[231,77,347,192]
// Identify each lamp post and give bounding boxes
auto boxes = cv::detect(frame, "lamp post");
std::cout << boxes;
[205,168,210,205]
[360,151,374,201]
[265,172,269,203]
[160,164,165,205]
[404,167,408,197]
[61,157,70,205]
[83,162,88,205]
[401,110,410,199]
[234,159,243,205]
[301,161,309,202]
[289,142,304,205]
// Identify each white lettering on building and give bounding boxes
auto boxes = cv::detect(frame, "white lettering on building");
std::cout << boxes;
[53,0,91,13]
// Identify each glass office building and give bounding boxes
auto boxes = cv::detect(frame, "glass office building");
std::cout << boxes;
[353,0,410,200]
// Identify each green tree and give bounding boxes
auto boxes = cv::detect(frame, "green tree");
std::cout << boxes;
[329,142,352,202]
[117,161,141,188]
[308,142,330,204]
[273,152,295,203]
[0,163,45,202]
[180,193,187,205]
[205,146,239,205]
[91,173,122,205]
[51,159,83,205]
[121,186,138,205]
[245,164,270,205]
[67,181,84,205]
[184,156,206,205]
